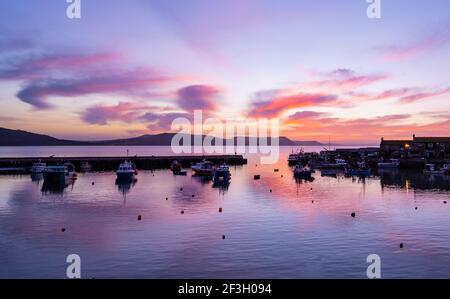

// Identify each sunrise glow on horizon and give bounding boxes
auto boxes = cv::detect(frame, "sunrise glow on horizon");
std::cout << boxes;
[1,0,450,144]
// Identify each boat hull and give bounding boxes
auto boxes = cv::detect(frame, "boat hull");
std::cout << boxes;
[116,172,135,181]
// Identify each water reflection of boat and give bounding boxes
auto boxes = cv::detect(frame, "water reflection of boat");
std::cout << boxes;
[345,162,371,177]
[379,169,450,190]
[31,173,44,182]
[116,178,137,196]
[41,179,75,194]
[191,160,214,176]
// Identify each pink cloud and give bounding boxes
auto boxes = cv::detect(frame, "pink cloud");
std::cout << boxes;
[380,23,450,62]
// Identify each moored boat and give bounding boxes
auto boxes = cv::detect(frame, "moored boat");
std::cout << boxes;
[191,160,214,176]
[213,163,231,182]
[378,159,400,169]
[43,163,77,184]
[31,162,46,174]
[293,164,312,179]
[116,161,137,181]
[80,162,92,172]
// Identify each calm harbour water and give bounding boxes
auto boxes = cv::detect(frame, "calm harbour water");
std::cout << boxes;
[1,146,450,278]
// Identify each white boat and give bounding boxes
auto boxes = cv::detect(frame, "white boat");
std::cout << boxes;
[191,160,214,176]
[43,163,77,184]
[378,159,400,169]
[31,162,46,173]
[116,161,137,181]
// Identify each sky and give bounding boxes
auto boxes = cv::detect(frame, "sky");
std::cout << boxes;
[0,0,450,144]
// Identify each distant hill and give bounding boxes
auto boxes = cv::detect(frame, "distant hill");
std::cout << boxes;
[0,127,322,146]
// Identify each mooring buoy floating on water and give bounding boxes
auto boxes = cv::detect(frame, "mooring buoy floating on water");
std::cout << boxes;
[138,215,142,221]
[270,189,273,193]
[222,235,226,240]
[61,228,66,232]
[415,207,418,210]
[444,201,448,204]
[166,197,169,201]
[351,213,356,218]
[92,182,95,185]
[400,243,404,249]
[181,210,185,215]
[254,175,261,180]
[192,194,195,198]
[180,187,183,191]
[274,169,279,172]
[219,208,223,213]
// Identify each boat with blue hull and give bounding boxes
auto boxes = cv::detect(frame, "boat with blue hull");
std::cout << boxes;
[294,164,312,179]
[213,163,231,183]
[116,161,138,181]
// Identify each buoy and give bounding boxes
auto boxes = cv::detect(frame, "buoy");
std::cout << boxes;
[312,200,314,203]
[61,228,66,232]
[270,189,272,193]
[192,194,195,198]
[92,182,95,185]
[444,201,448,204]
[351,213,356,218]
[274,169,279,172]
[219,208,223,213]
[254,175,261,180]
[222,235,226,240]
[281,175,284,178]
[180,187,183,191]
[415,207,418,210]
[138,215,142,221]
[400,243,404,249]
[181,210,185,215]
[166,197,169,201]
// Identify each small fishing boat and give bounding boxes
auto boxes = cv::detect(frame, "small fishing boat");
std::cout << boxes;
[213,163,231,182]
[170,160,182,174]
[116,161,137,181]
[80,162,92,172]
[30,162,46,174]
[288,149,305,164]
[319,159,348,169]
[293,164,312,179]
[378,159,400,169]
[43,163,77,184]
[191,160,214,176]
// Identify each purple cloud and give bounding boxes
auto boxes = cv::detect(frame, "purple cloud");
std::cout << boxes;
[176,85,220,111]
